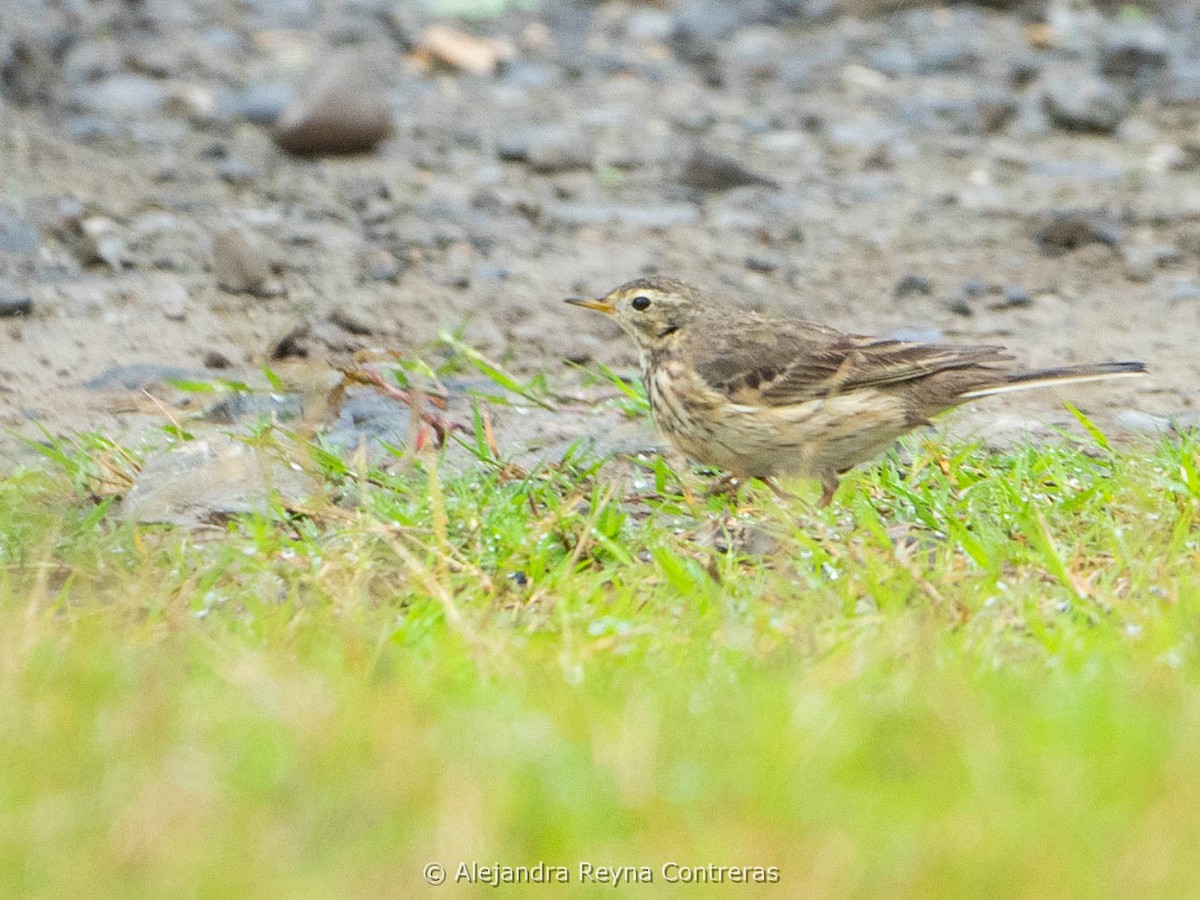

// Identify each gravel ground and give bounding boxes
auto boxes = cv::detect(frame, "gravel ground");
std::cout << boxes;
[1,0,1198,472]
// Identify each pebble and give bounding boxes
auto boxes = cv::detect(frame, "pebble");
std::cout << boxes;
[155,281,189,321]
[82,364,204,391]
[210,227,283,296]
[499,126,593,173]
[894,274,933,298]
[119,435,314,527]
[1168,278,1200,302]
[361,249,403,283]
[679,148,778,192]
[215,156,257,185]
[745,255,780,273]
[217,83,294,125]
[1115,409,1173,434]
[0,282,33,318]
[1034,210,1121,256]
[0,210,41,255]
[273,47,393,156]
[1042,74,1129,134]
[997,284,1032,308]
[1101,22,1170,80]
[73,74,167,117]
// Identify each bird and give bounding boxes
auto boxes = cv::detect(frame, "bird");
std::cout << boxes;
[566,276,1147,507]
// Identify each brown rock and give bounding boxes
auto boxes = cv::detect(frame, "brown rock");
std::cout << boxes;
[273,47,393,156]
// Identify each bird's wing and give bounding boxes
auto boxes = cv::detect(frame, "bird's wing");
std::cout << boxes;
[692,318,1013,406]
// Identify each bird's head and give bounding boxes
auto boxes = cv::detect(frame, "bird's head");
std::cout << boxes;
[565,277,711,348]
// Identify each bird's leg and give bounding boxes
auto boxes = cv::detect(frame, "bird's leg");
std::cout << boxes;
[761,477,795,502]
[818,474,840,508]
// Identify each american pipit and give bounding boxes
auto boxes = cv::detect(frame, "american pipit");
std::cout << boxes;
[566,276,1146,506]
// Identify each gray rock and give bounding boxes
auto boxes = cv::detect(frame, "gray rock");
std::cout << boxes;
[961,277,989,298]
[1114,409,1173,434]
[274,47,393,156]
[0,281,32,317]
[83,364,204,391]
[627,8,675,43]
[201,392,302,425]
[66,116,122,142]
[215,156,257,185]
[73,74,167,117]
[915,29,980,75]
[1158,60,1200,105]
[0,209,40,255]
[361,249,403,283]
[997,284,1032,308]
[119,435,315,527]
[1042,74,1129,134]
[520,127,593,174]
[894,274,933,298]
[218,83,294,125]
[679,148,778,192]
[1168,278,1200,301]
[866,42,917,78]
[1034,210,1121,256]
[1101,21,1169,80]
[210,228,283,297]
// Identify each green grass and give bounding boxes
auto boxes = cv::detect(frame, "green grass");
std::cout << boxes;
[2,418,1200,898]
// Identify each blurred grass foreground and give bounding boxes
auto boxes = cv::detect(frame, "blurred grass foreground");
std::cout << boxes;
[2,424,1200,898]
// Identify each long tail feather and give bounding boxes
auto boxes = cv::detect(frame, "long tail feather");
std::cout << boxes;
[961,361,1147,399]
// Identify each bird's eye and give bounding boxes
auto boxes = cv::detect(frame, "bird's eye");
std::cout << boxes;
[631,296,651,311]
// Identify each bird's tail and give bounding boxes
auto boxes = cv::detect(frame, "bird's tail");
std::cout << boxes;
[960,361,1147,399]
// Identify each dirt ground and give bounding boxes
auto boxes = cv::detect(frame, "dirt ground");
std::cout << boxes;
[2,0,1198,472]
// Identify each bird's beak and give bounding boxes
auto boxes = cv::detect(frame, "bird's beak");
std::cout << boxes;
[565,296,614,314]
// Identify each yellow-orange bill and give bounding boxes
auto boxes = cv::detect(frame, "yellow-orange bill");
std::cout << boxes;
[564,297,614,313]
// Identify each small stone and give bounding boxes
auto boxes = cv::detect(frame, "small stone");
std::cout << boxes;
[1169,278,1200,302]
[273,47,393,156]
[216,156,257,185]
[1122,244,1157,283]
[362,250,402,283]
[82,364,204,391]
[1101,22,1169,80]
[998,284,1032,308]
[947,297,974,317]
[0,210,41,255]
[218,83,294,125]
[961,278,989,299]
[679,148,779,192]
[330,308,372,336]
[1115,409,1172,434]
[119,435,315,527]
[1035,210,1121,257]
[1042,74,1129,135]
[745,255,779,273]
[894,274,933,298]
[156,281,189,321]
[203,350,233,369]
[0,284,33,317]
[73,74,167,117]
[522,128,593,174]
[210,227,283,297]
